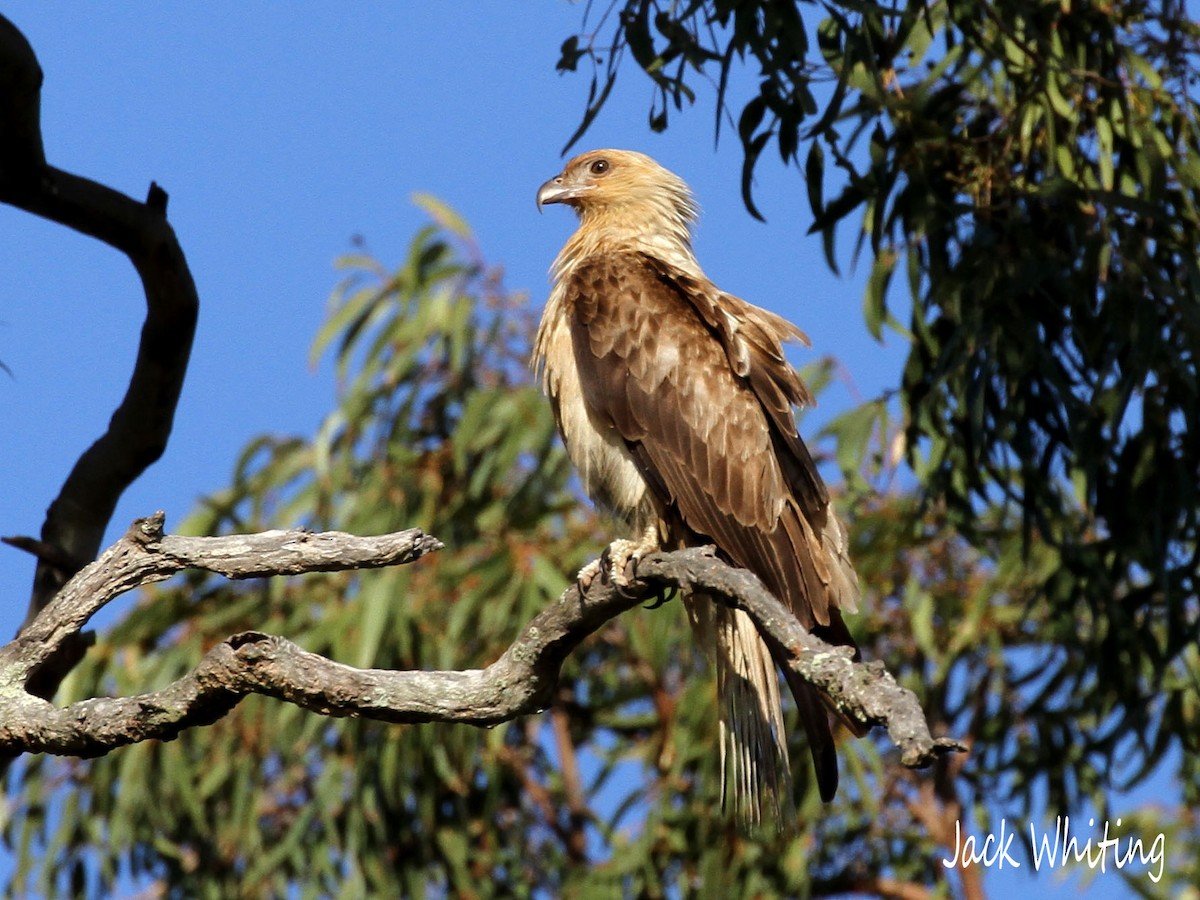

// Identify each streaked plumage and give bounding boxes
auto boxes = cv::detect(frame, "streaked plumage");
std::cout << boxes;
[534,149,861,825]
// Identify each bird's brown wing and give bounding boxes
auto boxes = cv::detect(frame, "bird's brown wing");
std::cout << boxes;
[564,251,861,801]
[564,251,858,632]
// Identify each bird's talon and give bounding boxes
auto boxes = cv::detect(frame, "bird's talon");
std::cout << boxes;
[597,545,614,582]
[648,588,676,609]
[575,558,603,594]
[643,585,677,610]
[613,579,641,600]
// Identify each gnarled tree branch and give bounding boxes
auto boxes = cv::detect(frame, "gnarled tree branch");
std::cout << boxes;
[0,514,963,768]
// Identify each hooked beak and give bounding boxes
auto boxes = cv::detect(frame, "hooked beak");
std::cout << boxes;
[536,175,587,212]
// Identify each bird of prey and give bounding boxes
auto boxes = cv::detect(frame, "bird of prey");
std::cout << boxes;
[533,149,861,826]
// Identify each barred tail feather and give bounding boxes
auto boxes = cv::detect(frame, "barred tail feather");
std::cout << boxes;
[688,596,795,829]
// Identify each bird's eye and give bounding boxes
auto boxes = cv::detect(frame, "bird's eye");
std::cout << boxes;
[589,159,610,175]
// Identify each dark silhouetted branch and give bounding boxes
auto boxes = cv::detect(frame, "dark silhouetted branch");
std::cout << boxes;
[0,14,200,707]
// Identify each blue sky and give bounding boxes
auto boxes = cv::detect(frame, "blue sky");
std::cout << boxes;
[0,5,1177,897]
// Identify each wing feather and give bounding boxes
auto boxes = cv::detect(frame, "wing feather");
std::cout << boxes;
[566,252,860,631]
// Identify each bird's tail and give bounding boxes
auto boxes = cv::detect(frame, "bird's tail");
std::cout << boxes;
[686,595,796,829]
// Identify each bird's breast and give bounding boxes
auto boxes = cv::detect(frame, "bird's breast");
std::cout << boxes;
[535,301,650,524]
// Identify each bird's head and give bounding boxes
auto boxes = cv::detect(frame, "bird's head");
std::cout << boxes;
[537,150,698,248]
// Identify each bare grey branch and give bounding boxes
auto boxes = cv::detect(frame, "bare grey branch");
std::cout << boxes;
[0,522,959,771]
